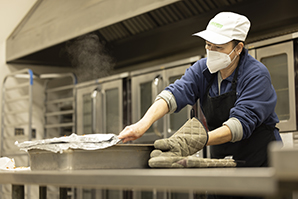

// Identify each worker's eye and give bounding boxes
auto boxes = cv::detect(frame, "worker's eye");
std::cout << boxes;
[205,43,223,50]
[214,45,223,50]
[205,43,210,48]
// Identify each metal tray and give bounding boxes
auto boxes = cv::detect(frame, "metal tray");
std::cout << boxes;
[28,144,154,170]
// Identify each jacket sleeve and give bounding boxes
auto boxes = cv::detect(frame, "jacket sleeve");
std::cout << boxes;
[164,60,207,113]
[230,66,278,139]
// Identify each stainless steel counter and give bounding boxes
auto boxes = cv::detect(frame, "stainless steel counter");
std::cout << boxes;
[0,168,278,197]
[2,143,298,199]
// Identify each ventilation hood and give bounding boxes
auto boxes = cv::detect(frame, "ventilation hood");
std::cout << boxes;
[6,0,298,72]
[6,0,179,63]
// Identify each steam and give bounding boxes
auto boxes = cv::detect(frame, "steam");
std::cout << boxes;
[65,33,115,82]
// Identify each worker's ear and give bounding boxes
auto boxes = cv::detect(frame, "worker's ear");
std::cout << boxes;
[237,42,244,55]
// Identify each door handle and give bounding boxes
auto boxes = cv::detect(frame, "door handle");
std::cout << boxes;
[91,86,104,133]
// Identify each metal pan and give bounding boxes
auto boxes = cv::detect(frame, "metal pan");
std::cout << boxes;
[28,144,154,170]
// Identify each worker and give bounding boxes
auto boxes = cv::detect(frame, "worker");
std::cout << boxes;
[118,12,281,196]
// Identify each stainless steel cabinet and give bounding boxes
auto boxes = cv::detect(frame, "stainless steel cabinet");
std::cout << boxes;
[131,69,165,143]
[249,41,296,132]
[164,65,194,137]
[77,82,98,135]
[131,56,200,143]
[76,73,127,135]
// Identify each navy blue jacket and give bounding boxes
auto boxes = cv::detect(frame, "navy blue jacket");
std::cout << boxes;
[165,49,281,141]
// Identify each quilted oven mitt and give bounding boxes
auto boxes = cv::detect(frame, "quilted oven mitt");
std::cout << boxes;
[149,117,208,168]
[177,156,237,168]
[149,155,237,168]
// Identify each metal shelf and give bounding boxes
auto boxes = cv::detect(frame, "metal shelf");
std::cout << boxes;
[1,68,37,158]
[1,70,77,158]
[42,73,77,138]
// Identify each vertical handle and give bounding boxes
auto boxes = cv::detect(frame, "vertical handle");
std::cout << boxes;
[91,87,104,134]
[151,75,163,137]
[101,89,106,134]
[91,88,98,134]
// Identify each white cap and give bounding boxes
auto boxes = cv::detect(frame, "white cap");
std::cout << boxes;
[193,12,251,44]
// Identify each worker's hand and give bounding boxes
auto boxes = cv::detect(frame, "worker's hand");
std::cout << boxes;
[118,122,147,143]
[118,98,169,143]
[152,117,208,157]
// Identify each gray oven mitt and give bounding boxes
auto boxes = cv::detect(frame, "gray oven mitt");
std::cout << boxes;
[149,117,208,168]
[177,156,237,168]
[149,156,236,168]
[148,156,185,168]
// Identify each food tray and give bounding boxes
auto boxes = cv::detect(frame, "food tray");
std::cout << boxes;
[28,144,154,170]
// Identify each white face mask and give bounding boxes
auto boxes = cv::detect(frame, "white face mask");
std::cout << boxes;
[206,46,238,74]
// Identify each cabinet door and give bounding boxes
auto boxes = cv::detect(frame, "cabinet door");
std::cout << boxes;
[256,41,296,132]
[131,71,164,143]
[76,80,123,135]
[164,64,192,137]
[101,79,123,134]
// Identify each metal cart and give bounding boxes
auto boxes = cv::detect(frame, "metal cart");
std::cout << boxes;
[1,68,40,199]
[1,68,38,158]
[40,73,77,138]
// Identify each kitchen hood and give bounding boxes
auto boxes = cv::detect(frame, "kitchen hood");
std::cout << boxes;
[6,0,179,63]
[6,0,298,72]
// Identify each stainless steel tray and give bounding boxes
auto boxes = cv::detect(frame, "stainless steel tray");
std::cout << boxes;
[28,144,154,170]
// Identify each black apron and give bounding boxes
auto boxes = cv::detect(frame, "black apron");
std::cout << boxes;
[201,66,276,167]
